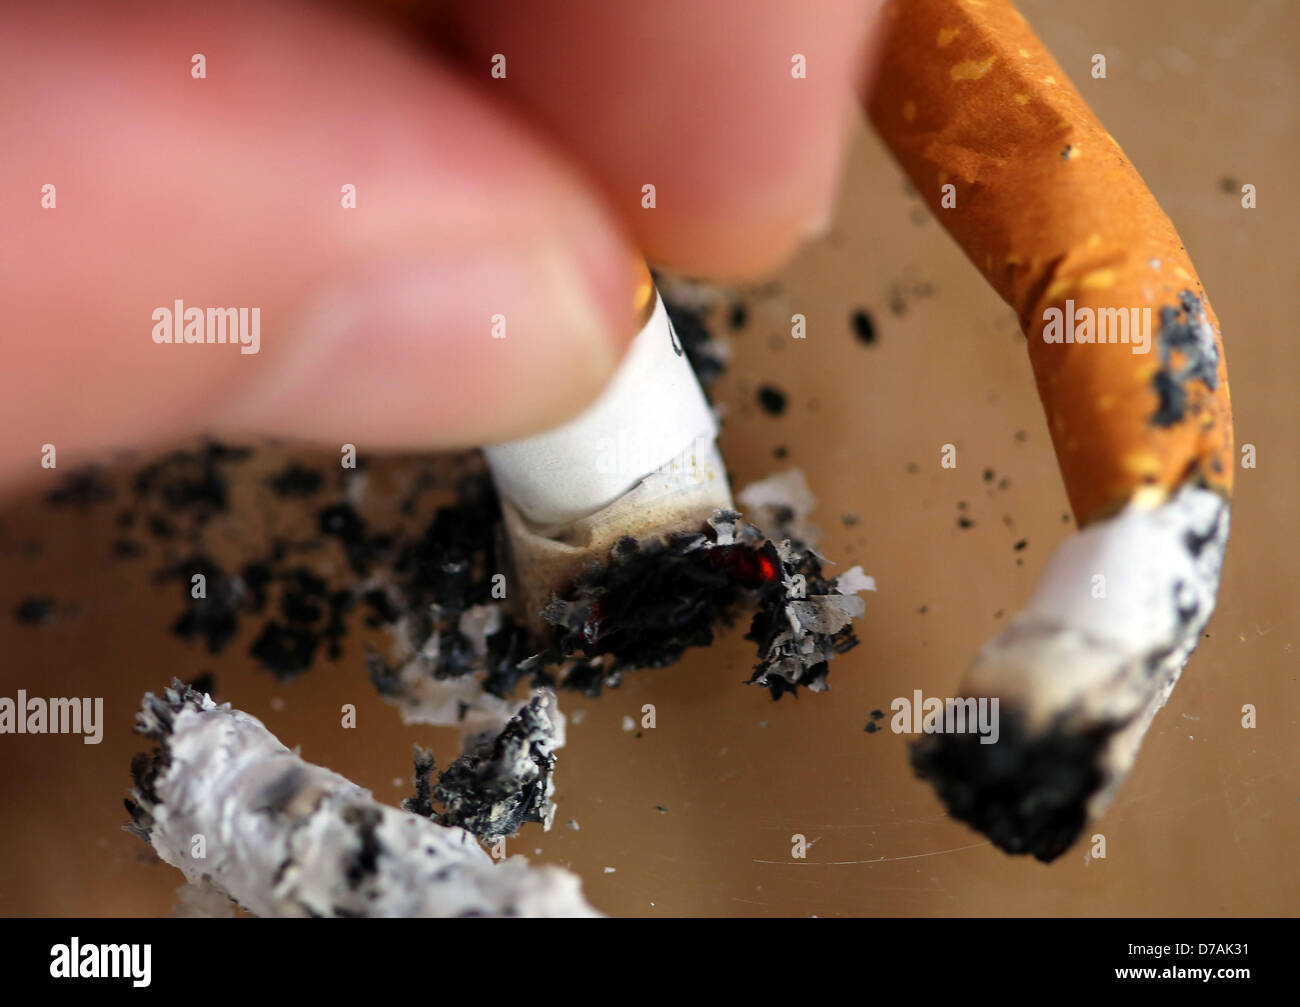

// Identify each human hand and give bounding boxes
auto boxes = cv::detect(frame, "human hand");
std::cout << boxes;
[0,0,880,488]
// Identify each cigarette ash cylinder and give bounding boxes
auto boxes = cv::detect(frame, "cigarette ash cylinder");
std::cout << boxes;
[483,264,734,629]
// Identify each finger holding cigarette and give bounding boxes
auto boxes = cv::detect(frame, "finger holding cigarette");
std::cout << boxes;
[866,0,1233,859]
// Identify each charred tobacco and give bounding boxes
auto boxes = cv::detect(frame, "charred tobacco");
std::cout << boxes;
[431,692,561,841]
[910,712,1114,863]
[543,510,867,699]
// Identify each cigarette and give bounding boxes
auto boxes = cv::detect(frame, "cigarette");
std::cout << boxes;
[125,681,597,916]
[866,0,1234,859]
[484,262,734,632]
[482,266,868,694]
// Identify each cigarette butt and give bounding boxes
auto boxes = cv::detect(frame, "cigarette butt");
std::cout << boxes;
[483,279,867,694]
[866,0,1234,859]
[484,287,724,528]
[500,438,733,635]
[485,279,734,630]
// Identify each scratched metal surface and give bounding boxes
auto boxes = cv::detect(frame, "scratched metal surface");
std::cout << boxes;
[0,0,1296,916]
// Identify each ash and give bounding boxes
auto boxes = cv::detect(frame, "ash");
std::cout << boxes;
[542,506,871,699]
[38,284,872,911]
[402,691,561,842]
[35,282,868,717]
[125,681,597,917]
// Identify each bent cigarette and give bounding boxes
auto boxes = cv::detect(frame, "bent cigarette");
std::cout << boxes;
[866,0,1233,859]
[125,681,597,917]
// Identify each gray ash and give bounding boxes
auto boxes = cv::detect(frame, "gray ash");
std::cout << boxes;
[429,692,560,840]
[126,678,558,848]
[123,679,210,840]
[402,745,438,819]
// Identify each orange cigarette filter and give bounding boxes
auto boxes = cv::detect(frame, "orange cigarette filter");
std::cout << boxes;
[866,0,1233,525]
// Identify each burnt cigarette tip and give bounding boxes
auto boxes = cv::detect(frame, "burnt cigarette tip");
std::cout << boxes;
[910,712,1115,863]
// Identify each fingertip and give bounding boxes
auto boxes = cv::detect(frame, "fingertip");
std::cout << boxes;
[445,0,878,280]
[225,204,639,450]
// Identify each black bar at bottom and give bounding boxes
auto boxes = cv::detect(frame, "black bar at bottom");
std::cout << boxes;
[4,916,1279,993]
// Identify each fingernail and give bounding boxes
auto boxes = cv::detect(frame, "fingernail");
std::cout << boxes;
[804,102,856,240]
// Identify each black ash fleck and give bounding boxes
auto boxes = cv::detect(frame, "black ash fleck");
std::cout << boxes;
[15,596,55,625]
[757,385,788,416]
[266,463,325,498]
[852,310,877,345]
[1150,290,1220,428]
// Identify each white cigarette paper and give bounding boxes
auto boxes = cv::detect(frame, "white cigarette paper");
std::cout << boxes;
[917,483,1230,859]
[127,683,598,917]
[971,484,1229,810]
[484,289,724,527]
[484,285,734,624]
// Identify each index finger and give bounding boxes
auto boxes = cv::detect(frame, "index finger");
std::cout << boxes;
[441,0,882,279]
